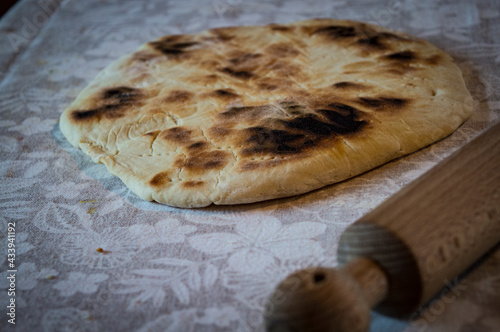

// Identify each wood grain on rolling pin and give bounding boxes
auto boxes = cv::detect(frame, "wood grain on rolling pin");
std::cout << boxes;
[338,121,500,316]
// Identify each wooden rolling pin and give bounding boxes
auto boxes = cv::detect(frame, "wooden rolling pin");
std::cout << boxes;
[265,121,500,332]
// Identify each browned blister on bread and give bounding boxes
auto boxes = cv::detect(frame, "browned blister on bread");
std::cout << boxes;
[60,19,472,208]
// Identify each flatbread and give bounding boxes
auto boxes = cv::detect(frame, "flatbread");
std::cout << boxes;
[60,19,473,208]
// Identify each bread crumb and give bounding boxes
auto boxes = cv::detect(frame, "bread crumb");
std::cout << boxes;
[79,199,96,204]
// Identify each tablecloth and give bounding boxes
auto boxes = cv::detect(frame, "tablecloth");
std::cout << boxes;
[1,0,499,331]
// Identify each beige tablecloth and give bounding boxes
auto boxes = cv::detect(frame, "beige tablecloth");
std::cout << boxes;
[1,0,499,331]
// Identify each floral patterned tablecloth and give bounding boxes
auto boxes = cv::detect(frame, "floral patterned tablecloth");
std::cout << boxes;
[1,0,499,331]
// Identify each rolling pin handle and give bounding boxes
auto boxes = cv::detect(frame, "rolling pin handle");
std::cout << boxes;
[265,257,388,332]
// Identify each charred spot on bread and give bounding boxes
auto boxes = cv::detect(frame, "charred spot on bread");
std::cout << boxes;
[358,97,408,110]
[317,107,366,134]
[188,141,208,150]
[70,87,142,122]
[160,127,192,143]
[149,36,200,57]
[208,126,232,138]
[177,150,230,170]
[219,67,254,79]
[312,23,406,52]
[332,81,364,89]
[242,127,303,155]
[354,29,411,52]
[258,82,279,91]
[279,101,307,115]
[149,171,172,187]
[182,180,205,188]
[71,109,101,121]
[70,105,126,121]
[165,90,193,103]
[377,32,408,41]
[207,28,235,42]
[425,54,443,66]
[131,51,156,62]
[246,127,304,144]
[268,24,292,32]
[313,25,357,39]
[384,50,417,61]
[103,86,141,102]
[229,53,262,65]
[355,35,387,50]
[328,102,361,114]
[220,106,254,118]
[212,89,239,98]
[284,115,340,136]
[265,43,300,57]
[237,102,367,157]
[171,42,199,49]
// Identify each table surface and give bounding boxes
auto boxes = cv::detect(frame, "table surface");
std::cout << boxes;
[1,0,499,331]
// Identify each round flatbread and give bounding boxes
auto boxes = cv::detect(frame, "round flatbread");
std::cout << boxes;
[60,19,473,208]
